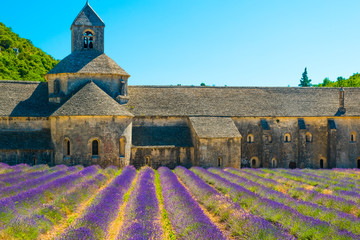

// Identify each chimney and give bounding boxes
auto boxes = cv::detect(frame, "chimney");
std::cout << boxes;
[338,87,346,115]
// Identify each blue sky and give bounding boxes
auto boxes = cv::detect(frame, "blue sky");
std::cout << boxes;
[1,0,360,86]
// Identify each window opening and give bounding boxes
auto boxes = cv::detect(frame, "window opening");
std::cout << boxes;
[120,137,126,157]
[289,162,297,169]
[284,133,291,143]
[218,157,222,167]
[54,79,60,95]
[84,31,94,49]
[320,159,324,169]
[247,134,254,143]
[64,139,71,156]
[272,158,277,168]
[145,156,150,166]
[92,140,99,156]
[351,132,356,142]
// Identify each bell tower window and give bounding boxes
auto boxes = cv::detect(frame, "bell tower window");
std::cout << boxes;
[84,31,94,49]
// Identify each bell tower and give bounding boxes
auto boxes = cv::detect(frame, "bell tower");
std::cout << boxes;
[71,1,105,53]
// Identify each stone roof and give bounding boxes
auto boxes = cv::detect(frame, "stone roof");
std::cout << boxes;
[0,129,52,150]
[0,81,56,117]
[47,52,129,76]
[190,117,241,138]
[132,126,193,147]
[52,81,133,117]
[72,2,105,27]
[127,86,360,117]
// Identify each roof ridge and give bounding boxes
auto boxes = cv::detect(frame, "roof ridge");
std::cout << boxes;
[0,80,41,84]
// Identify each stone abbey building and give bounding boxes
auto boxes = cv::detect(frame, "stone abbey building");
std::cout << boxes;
[1,2,360,169]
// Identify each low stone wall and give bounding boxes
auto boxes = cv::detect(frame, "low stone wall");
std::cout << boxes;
[131,146,194,169]
[0,149,53,166]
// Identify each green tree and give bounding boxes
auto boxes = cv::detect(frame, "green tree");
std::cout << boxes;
[298,67,312,87]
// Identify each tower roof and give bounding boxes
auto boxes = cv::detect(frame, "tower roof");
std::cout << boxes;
[72,1,105,27]
[47,52,129,76]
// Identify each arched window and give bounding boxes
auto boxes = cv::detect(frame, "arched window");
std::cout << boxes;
[289,161,297,169]
[64,138,71,156]
[272,158,277,168]
[145,156,151,166]
[84,31,94,49]
[119,137,126,157]
[350,132,356,142]
[92,140,99,156]
[54,79,60,95]
[247,134,254,143]
[251,157,258,168]
[320,159,324,169]
[217,157,222,167]
[284,133,291,143]
[306,132,312,143]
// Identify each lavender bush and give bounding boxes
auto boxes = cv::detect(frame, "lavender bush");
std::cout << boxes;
[158,166,226,240]
[174,166,293,240]
[59,165,137,240]
[116,166,163,239]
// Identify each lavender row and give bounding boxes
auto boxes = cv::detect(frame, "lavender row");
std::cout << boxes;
[237,168,360,216]
[59,165,137,240]
[0,167,54,188]
[212,168,360,237]
[192,167,357,239]
[174,166,292,240]
[117,167,163,240]
[158,166,226,240]
[0,166,80,199]
[0,165,99,230]
[1,173,108,240]
[249,168,360,206]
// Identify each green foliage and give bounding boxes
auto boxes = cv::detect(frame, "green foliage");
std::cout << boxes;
[0,22,59,82]
[315,73,360,87]
[298,67,312,87]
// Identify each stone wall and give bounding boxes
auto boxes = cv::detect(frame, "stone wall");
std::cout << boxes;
[0,150,53,166]
[50,116,132,168]
[131,146,194,169]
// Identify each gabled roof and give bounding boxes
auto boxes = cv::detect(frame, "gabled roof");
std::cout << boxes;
[127,86,360,117]
[51,81,133,117]
[189,117,241,138]
[47,52,129,76]
[72,2,105,27]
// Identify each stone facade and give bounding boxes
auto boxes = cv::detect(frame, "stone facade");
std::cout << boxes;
[1,3,360,169]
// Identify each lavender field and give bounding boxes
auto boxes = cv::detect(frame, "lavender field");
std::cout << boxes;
[0,163,359,240]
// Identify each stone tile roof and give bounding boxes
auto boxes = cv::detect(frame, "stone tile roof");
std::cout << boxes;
[52,81,133,117]
[0,81,56,117]
[132,126,193,147]
[189,117,241,138]
[47,52,129,76]
[0,129,52,150]
[127,86,360,117]
[72,2,105,27]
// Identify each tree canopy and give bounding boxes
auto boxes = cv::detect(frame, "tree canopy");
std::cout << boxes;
[298,67,312,87]
[0,22,59,82]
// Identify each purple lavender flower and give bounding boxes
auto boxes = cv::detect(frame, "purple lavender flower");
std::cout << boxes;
[59,165,137,240]
[117,167,163,240]
[175,166,293,239]
[158,166,226,240]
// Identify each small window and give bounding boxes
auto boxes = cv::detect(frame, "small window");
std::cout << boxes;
[289,161,297,169]
[64,138,71,156]
[357,159,360,169]
[145,156,151,166]
[54,79,60,95]
[306,132,312,143]
[84,31,94,49]
[284,133,291,143]
[264,134,272,143]
[217,157,222,167]
[247,134,254,143]
[320,159,324,169]
[92,140,99,156]
[272,158,277,168]
[350,132,356,142]
[119,137,126,157]
[250,157,258,168]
